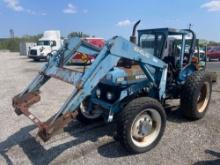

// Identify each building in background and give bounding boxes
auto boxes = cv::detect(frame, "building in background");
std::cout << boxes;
[19,42,36,56]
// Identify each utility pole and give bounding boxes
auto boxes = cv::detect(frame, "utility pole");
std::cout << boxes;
[9,29,14,38]
[188,23,192,30]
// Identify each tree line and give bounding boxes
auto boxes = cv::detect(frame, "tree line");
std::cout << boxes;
[0,32,219,52]
[199,39,220,48]
[0,34,43,52]
[0,32,90,52]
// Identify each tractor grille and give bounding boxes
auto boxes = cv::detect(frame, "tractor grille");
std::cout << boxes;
[30,50,37,56]
[97,84,123,103]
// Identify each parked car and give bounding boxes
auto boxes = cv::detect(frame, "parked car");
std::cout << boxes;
[206,46,220,61]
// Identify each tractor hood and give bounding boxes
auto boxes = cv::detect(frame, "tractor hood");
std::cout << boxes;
[101,66,148,85]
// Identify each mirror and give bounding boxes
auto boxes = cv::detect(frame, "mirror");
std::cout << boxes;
[50,41,57,47]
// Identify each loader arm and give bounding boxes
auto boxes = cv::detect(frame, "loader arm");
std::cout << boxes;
[12,36,167,141]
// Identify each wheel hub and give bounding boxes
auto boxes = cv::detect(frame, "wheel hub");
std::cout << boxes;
[130,108,163,148]
[133,114,153,139]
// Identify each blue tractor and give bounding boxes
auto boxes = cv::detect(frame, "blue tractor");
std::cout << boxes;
[13,21,212,153]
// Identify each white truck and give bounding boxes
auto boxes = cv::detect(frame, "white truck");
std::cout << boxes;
[28,30,63,61]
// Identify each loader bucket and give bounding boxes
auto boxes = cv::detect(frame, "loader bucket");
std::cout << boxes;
[12,89,79,141]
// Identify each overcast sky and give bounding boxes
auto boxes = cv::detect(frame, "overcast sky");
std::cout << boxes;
[0,0,220,41]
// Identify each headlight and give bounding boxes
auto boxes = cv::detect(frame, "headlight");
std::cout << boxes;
[106,92,113,100]
[96,88,101,98]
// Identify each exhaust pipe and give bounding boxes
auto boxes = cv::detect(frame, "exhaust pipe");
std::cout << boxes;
[121,20,141,68]
[130,20,141,44]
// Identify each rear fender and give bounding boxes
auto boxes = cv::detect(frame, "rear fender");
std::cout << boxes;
[178,64,197,82]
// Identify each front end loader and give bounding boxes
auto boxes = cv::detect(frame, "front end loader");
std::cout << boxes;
[12,21,212,153]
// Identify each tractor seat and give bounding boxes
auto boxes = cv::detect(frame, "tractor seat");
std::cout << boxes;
[163,56,176,70]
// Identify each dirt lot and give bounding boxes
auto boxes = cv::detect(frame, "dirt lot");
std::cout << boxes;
[0,52,220,165]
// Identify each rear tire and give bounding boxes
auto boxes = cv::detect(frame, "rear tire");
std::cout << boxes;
[180,71,212,120]
[116,97,166,153]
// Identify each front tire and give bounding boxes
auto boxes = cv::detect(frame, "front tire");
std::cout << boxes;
[76,98,103,124]
[117,97,166,153]
[180,71,212,120]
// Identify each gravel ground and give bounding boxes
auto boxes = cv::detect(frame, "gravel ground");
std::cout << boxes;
[0,52,220,165]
